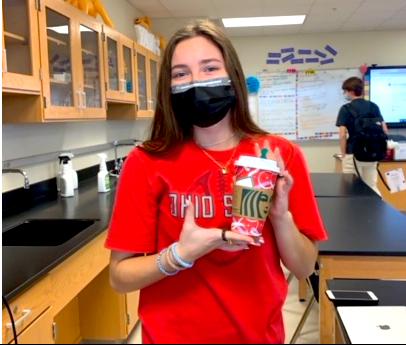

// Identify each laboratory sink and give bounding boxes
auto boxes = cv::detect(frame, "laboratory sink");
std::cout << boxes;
[2,219,98,246]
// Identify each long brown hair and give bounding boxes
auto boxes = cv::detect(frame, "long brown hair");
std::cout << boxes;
[141,19,267,155]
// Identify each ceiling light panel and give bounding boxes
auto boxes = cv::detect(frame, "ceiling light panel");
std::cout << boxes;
[222,15,306,27]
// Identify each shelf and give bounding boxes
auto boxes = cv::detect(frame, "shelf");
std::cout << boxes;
[4,31,27,44]
[48,36,67,46]
[50,78,70,84]
[84,84,95,89]
[82,48,97,56]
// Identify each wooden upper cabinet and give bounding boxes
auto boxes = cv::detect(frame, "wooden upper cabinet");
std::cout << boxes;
[135,43,161,118]
[37,0,106,120]
[2,0,41,95]
[2,0,160,122]
[102,25,136,104]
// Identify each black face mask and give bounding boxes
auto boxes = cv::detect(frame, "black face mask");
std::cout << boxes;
[171,77,236,128]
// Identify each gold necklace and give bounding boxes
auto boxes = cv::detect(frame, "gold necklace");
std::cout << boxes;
[195,139,241,175]
[195,132,236,148]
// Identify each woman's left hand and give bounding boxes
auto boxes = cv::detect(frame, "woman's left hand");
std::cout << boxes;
[254,140,294,219]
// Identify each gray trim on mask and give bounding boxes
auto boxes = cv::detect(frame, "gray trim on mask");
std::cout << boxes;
[171,77,231,94]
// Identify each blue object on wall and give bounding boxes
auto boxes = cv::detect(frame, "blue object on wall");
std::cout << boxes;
[246,76,260,93]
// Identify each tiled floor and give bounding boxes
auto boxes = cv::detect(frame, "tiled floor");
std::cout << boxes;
[123,272,319,344]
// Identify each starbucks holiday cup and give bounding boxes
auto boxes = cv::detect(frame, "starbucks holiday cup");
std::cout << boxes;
[231,155,280,237]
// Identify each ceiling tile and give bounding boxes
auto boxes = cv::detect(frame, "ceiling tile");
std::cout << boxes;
[127,0,406,37]
[303,15,350,24]
[167,9,219,18]
[224,27,263,37]
[259,5,312,16]
[313,0,362,4]
[309,4,360,15]
[339,22,379,31]
[348,11,398,21]
[378,20,406,30]
[216,7,267,18]
[145,11,173,19]
[214,0,264,9]
[128,0,165,13]
[357,0,406,11]
[261,25,302,35]
[159,0,215,11]
[301,26,342,34]
[390,11,406,20]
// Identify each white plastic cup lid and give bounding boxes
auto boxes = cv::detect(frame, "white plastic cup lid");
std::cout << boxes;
[234,155,280,173]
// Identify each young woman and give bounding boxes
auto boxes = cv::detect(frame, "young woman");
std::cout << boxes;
[105,19,327,344]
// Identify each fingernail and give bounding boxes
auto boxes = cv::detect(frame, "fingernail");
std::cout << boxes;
[250,242,261,246]
[259,239,265,244]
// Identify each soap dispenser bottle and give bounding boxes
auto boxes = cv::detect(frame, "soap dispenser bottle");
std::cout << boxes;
[57,152,72,192]
[60,158,74,197]
[97,153,110,193]
[66,152,78,190]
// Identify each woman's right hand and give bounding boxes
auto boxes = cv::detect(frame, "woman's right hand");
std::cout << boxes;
[175,200,257,263]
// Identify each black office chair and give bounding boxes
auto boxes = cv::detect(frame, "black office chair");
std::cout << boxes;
[289,268,319,344]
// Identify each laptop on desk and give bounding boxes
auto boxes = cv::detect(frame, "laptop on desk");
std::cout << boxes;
[337,306,406,344]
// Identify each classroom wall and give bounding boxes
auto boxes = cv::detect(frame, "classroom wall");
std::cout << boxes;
[150,20,406,171]
[230,30,406,172]
[2,1,406,191]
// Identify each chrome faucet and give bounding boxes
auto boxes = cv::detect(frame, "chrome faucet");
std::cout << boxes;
[2,168,30,189]
[110,139,141,177]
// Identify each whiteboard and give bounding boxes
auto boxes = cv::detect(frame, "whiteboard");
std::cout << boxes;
[257,68,362,140]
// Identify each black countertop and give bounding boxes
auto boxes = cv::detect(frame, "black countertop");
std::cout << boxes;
[317,197,406,255]
[310,173,379,198]
[2,177,118,301]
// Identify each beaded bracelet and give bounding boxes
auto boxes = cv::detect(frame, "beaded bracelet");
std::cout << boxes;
[166,248,185,271]
[170,242,194,269]
[157,248,179,276]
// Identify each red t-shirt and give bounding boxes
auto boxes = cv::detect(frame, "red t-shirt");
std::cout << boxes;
[105,135,327,344]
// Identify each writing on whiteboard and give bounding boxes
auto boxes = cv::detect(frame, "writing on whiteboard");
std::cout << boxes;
[257,68,362,140]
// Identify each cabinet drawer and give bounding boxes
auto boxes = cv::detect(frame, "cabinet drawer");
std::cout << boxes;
[8,308,54,344]
[2,275,52,344]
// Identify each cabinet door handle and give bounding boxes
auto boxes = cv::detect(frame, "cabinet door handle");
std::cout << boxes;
[82,91,87,108]
[6,309,31,328]
[52,322,58,340]
[2,48,7,73]
[147,99,153,111]
[120,78,126,93]
[76,90,83,109]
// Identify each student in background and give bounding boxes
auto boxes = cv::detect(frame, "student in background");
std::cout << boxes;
[336,76,388,196]
[105,19,327,344]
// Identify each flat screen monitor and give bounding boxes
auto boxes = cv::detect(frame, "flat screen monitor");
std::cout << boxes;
[364,65,406,128]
